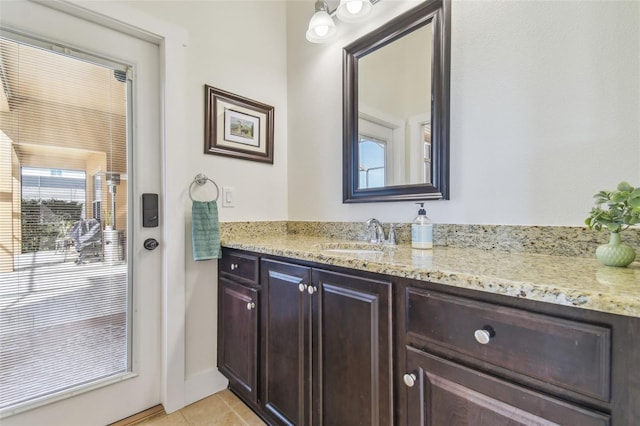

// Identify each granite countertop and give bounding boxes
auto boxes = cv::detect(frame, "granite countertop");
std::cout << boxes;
[221,234,640,319]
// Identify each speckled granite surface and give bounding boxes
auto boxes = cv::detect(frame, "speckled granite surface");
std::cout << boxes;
[285,222,640,257]
[220,223,640,318]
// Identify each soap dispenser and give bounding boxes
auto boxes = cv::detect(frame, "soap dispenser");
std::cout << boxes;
[411,202,433,249]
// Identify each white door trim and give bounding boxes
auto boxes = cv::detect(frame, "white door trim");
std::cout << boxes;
[34,0,190,414]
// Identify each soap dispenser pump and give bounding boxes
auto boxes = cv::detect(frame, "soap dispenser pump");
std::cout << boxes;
[411,202,433,249]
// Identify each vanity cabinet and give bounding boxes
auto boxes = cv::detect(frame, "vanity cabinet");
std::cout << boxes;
[260,259,393,426]
[217,250,260,403]
[399,286,635,425]
[218,247,640,425]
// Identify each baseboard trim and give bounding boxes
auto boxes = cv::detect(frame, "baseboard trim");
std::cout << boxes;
[108,405,165,426]
[184,368,228,407]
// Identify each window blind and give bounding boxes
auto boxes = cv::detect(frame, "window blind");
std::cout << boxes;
[0,33,130,411]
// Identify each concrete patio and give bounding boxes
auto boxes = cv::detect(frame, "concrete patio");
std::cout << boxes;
[0,251,127,409]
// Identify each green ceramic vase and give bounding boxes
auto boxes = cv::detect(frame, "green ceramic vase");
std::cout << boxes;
[595,232,637,267]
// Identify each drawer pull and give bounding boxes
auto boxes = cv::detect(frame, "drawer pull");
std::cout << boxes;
[299,283,308,293]
[247,302,256,310]
[308,285,318,295]
[474,326,495,345]
[230,263,239,270]
[403,373,417,387]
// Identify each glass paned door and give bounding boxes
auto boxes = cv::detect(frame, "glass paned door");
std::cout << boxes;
[1,2,161,423]
[0,36,130,411]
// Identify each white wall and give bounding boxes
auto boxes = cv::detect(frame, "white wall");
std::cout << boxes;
[287,0,640,226]
[128,0,289,223]
[126,0,288,404]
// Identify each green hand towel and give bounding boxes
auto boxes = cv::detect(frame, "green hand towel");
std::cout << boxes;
[192,200,221,261]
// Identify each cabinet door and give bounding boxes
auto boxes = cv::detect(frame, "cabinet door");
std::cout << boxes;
[405,346,610,426]
[261,260,312,426]
[312,269,393,426]
[217,277,259,403]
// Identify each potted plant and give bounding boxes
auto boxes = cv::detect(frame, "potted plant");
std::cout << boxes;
[585,181,640,266]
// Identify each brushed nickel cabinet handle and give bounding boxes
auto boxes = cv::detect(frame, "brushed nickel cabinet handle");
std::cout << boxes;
[403,373,417,387]
[246,302,256,310]
[474,326,495,345]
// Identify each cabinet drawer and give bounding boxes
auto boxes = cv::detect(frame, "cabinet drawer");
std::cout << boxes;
[220,249,259,284]
[406,288,611,401]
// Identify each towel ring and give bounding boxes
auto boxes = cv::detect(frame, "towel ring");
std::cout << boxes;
[189,173,220,202]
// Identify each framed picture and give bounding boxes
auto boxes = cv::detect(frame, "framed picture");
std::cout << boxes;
[205,85,274,163]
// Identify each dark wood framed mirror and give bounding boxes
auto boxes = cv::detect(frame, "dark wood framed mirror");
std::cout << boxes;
[343,0,450,203]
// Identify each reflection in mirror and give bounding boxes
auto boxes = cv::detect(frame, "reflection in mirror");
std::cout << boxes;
[343,0,450,203]
[358,23,432,189]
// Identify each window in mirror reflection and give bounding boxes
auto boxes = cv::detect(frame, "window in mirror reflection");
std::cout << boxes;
[358,137,386,189]
[358,117,395,188]
[423,123,431,183]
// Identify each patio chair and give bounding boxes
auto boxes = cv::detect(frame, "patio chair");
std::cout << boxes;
[70,218,102,264]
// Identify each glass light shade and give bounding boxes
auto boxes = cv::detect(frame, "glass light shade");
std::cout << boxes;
[336,0,372,23]
[306,10,337,43]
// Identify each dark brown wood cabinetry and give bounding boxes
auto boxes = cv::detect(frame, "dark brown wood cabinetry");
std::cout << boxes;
[406,289,611,401]
[217,248,393,426]
[218,248,640,425]
[260,260,309,425]
[261,259,393,426]
[312,268,393,426]
[403,288,612,425]
[405,347,610,426]
[217,250,260,403]
[398,283,639,426]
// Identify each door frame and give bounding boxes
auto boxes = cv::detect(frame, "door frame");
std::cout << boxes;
[33,0,190,414]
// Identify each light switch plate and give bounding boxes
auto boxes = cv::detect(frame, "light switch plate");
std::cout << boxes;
[222,186,235,208]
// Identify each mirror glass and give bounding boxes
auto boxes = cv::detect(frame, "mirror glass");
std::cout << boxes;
[357,24,432,189]
[343,0,450,203]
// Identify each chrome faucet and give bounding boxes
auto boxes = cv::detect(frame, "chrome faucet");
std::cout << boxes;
[365,218,385,244]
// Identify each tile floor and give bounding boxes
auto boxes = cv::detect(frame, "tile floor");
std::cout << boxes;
[139,389,266,426]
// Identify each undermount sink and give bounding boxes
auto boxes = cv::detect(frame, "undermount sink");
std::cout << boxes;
[322,248,382,255]
[315,242,391,257]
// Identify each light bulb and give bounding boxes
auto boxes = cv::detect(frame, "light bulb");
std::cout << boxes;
[336,0,372,23]
[314,25,329,37]
[346,1,363,14]
[306,5,336,43]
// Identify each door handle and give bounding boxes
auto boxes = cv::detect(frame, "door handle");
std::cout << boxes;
[144,238,159,250]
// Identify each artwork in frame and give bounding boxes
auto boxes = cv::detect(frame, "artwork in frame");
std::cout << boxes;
[204,85,274,163]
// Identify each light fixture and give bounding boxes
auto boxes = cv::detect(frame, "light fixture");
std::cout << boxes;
[336,0,372,23]
[306,1,337,44]
[306,0,378,44]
